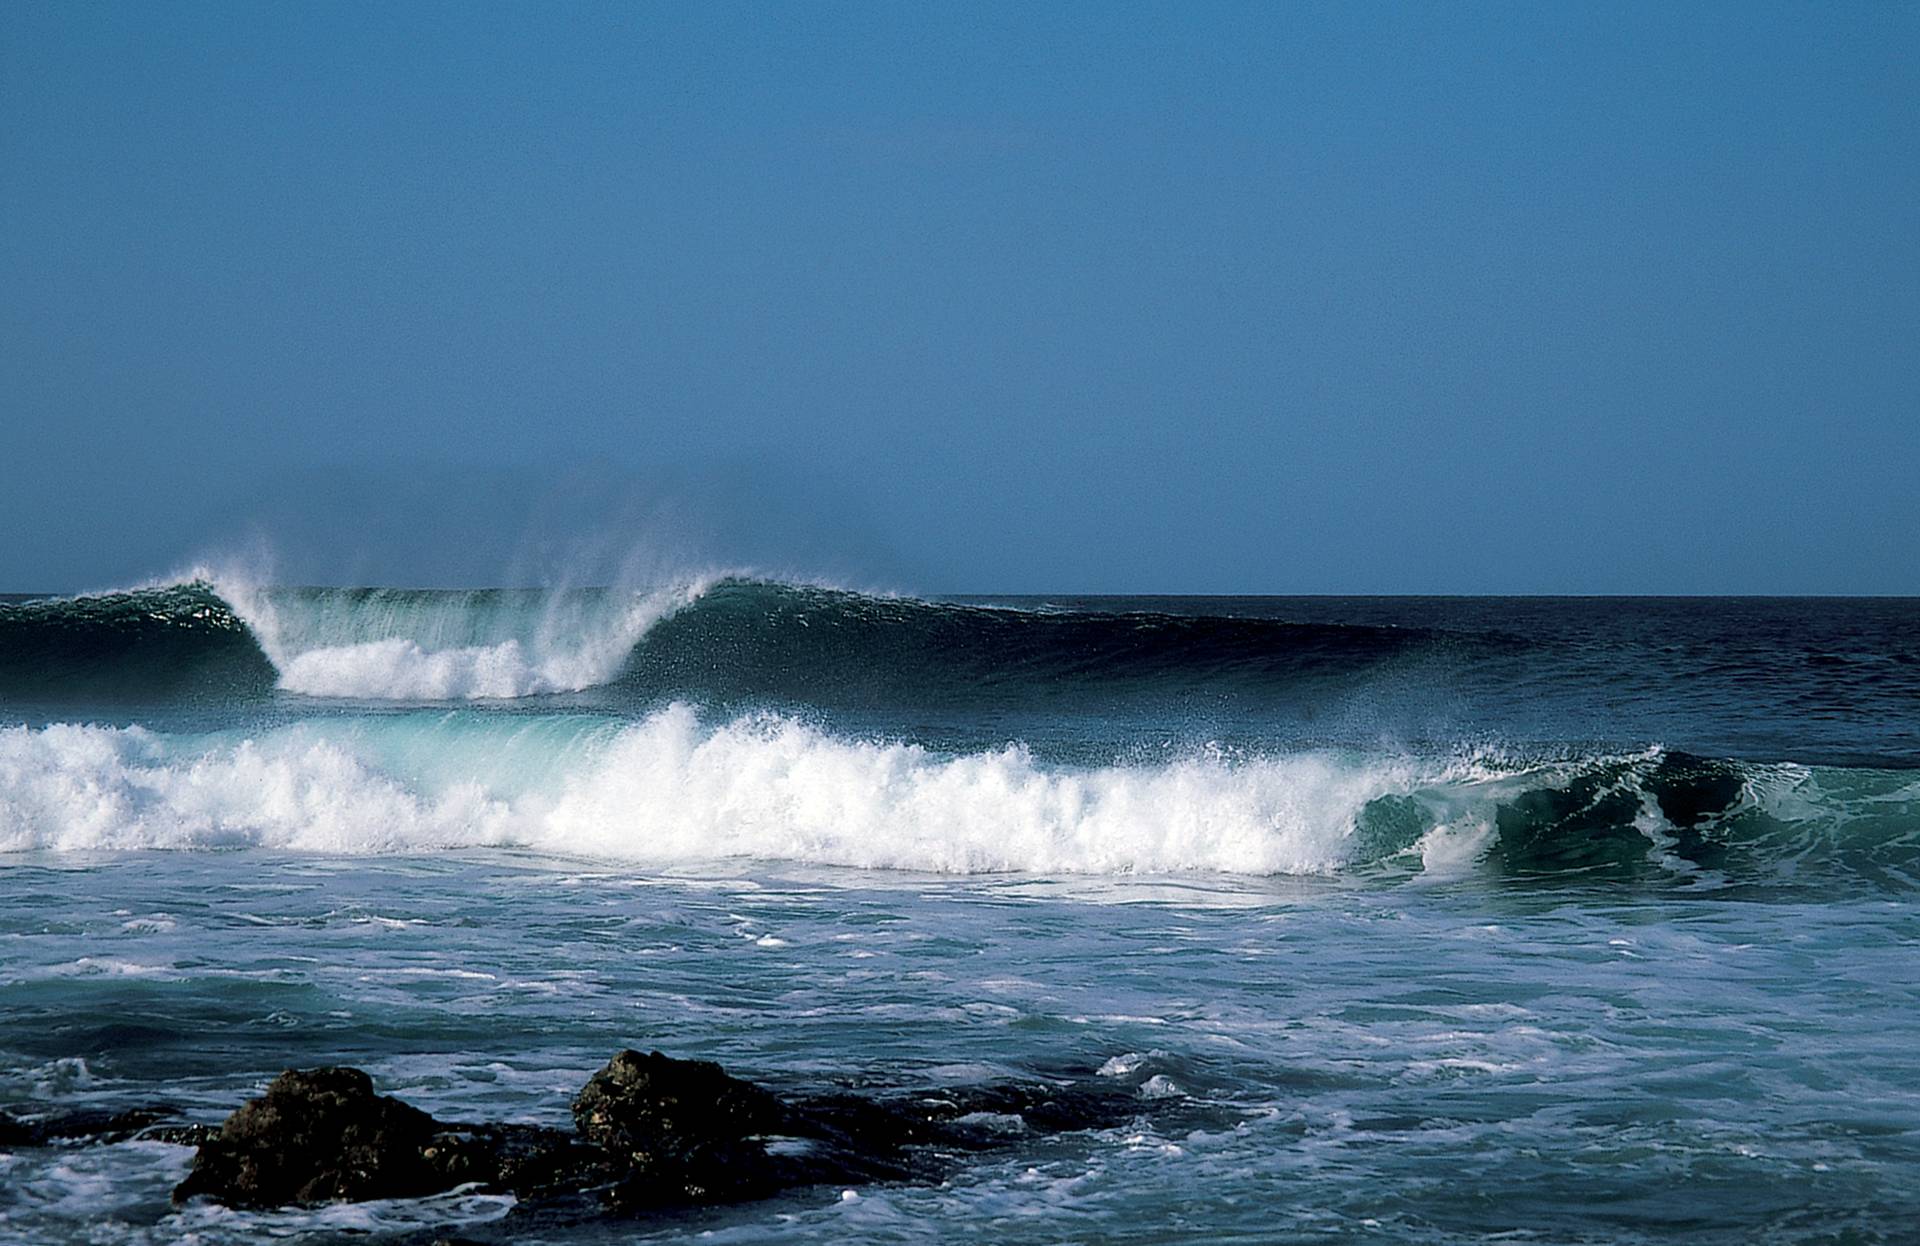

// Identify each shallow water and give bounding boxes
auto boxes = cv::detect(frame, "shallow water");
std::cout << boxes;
[3,854,1917,1244]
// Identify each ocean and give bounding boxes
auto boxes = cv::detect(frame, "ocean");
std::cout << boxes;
[2,578,1917,1243]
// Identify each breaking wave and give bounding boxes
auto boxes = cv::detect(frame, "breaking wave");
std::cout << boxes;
[1,712,1913,886]
[0,576,1485,706]
[224,579,716,700]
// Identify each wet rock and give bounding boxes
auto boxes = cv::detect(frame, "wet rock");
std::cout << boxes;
[572,1049,787,1211]
[573,1049,786,1157]
[172,1067,458,1208]
[40,1106,175,1143]
[0,1105,212,1148]
[137,1049,1174,1219]
[0,1109,37,1147]
[789,1077,1142,1174]
[427,1121,613,1198]
[137,1122,221,1148]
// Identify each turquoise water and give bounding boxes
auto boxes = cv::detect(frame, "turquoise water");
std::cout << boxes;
[2,584,1918,1242]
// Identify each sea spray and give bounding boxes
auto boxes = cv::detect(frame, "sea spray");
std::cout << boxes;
[198,569,721,700]
[0,711,1439,871]
[3,710,1910,884]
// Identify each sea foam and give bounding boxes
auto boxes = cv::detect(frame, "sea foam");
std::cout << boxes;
[0,710,1439,874]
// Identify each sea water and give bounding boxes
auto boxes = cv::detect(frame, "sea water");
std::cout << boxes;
[2,581,1917,1243]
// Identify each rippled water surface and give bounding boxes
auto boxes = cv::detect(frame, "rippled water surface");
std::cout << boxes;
[3,853,1917,1245]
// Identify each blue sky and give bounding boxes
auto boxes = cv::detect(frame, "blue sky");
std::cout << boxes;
[2,2,1914,592]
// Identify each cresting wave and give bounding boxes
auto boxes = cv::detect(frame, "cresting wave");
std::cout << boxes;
[0,574,740,701]
[1,711,1914,884]
[195,570,727,700]
[0,709,1424,873]
[0,576,1464,705]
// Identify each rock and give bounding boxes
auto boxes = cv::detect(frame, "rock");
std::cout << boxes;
[0,1109,38,1147]
[138,1122,222,1148]
[572,1049,785,1157]
[144,1049,1178,1218]
[40,1106,174,1143]
[172,1067,458,1208]
[428,1121,613,1198]
[1,1105,213,1149]
[571,1050,787,1211]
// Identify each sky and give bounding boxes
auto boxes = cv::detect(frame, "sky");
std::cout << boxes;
[2,1,1915,594]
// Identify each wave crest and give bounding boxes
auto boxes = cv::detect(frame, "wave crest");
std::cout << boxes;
[0,711,1453,873]
[204,572,717,700]
[0,576,1485,706]
[6,712,1906,885]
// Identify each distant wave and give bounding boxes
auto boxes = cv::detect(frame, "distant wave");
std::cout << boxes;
[0,574,718,701]
[0,577,1491,706]
[216,575,717,700]
[1,712,1913,886]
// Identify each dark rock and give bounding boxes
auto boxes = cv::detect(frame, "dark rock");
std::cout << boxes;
[785,1078,1142,1178]
[425,1121,613,1198]
[0,1109,38,1147]
[138,1122,221,1148]
[172,1067,457,1208]
[573,1049,785,1158]
[40,1106,175,1143]
[132,1049,1178,1220]
[572,1050,787,1211]
[600,1137,779,1212]
[1,1105,213,1148]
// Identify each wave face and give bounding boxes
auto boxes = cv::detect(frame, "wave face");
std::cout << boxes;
[0,577,1484,708]
[5,582,1916,766]
[0,583,274,700]
[1,712,1914,887]
[3,572,1920,756]
[0,579,713,702]
[616,581,1473,709]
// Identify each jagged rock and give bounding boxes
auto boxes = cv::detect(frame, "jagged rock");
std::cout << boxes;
[173,1067,459,1208]
[571,1050,787,1211]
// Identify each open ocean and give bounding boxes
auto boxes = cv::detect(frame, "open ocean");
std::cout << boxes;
[2,577,1917,1244]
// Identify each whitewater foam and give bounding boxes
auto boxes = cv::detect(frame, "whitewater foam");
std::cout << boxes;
[0,710,1447,874]
[533,707,1422,873]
